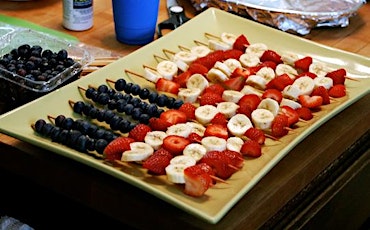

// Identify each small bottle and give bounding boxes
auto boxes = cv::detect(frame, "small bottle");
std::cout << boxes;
[63,0,93,31]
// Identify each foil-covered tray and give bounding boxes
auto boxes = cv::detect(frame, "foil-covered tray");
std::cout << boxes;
[190,0,366,35]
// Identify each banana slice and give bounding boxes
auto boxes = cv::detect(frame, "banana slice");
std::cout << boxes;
[172,55,189,72]
[240,85,263,97]
[144,131,168,150]
[309,62,330,78]
[208,39,232,51]
[217,101,239,118]
[178,88,201,103]
[220,32,238,46]
[292,76,315,95]
[223,58,242,72]
[214,61,232,76]
[245,43,268,58]
[207,68,229,83]
[239,53,260,67]
[166,123,193,138]
[195,105,219,125]
[257,98,280,117]
[245,74,267,90]
[174,50,198,64]
[227,113,253,136]
[281,51,299,66]
[282,85,301,101]
[143,67,162,83]
[201,136,227,152]
[226,136,244,152]
[186,122,206,136]
[156,60,178,80]
[313,77,333,90]
[170,155,197,167]
[256,66,275,82]
[183,143,207,161]
[186,73,209,93]
[222,90,244,103]
[121,142,154,162]
[165,164,188,184]
[280,98,302,109]
[275,64,298,79]
[190,45,211,58]
[251,108,275,130]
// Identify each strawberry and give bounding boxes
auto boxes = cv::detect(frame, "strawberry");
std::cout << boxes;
[193,50,224,70]
[328,84,346,98]
[103,136,135,161]
[155,78,180,95]
[222,150,244,169]
[240,139,262,158]
[326,68,346,85]
[223,49,243,60]
[188,62,209,75]
[244,127,265,145]
[199,151,236,179]
[204,124,229,139]
[187,132,202,143]
[260,49,282,64]
[178,102,197,120]
[230,67,251,79]
[238,94,261,111]
[280,105,300,127]
[311,86,330,105]
[259,61,277,70]
[159,109,187,125]
[202,84,225,96]
[232,34,250,52]
[148,117,171,131]
[221,76,245,91]
[200,92,224,106]
[298,95,323,109]
[128,124,152,142]
[266,73,294,91]
[294,56,313,73]
[210,112,228,126]
[173,70,191,88]
[296,107,313,121]
[296,71,317,79]
[162,135,191,155]
[271,114,289,138]
[184,163,214,197]
[262,88,283,104]
[143,148,172,175]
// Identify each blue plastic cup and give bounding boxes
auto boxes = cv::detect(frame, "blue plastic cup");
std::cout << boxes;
[112,0,160,45]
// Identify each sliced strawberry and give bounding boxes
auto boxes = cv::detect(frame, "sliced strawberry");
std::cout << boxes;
[223,49,243,60]
[271,114,289,138]
[294,56,313,73]
[238,94,261,111]
[328,84,346,98]
[230,67,251,79]
[173,70,191,88]
[298,95,323,109]
[326,68,346,85]
[148,117,171,131]
[259,61,277,70]
[200,92,224,106]
[266,73,294,91]
[280,105,300,127]
[162,135,191,155]
[260,49,282,64]
[296,107,313,121]
[193,50,224,70]
[221,76,245,91]
[184,163,214,197]
[232,34,250,52]
[178,102,197,120]
[204,124,229,139]
[187,132,202,143]
[188,62,209,75]
[210,112,228,126]
[244,127,265,145]
[222,149,244,169]
[240,139,262,158]
[143,148,173,175]
[199,151,236,179]
[159,109,188,125]
[155,78,180,95]
[202,84,225,96]
[296,71,317,79]
[262,88,283,104]
[103,136,135,161]
[128,124,152,142]
[311,86,330,105]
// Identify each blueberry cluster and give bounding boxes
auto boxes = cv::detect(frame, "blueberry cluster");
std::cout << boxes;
[33,118,110,157]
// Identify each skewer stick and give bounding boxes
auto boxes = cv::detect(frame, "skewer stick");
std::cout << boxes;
[178,45,190,51]
[153,54,168,63]
[204,32,221,40]
[162,49,176,60]
[194,40,208,47]
[210,175,228,184]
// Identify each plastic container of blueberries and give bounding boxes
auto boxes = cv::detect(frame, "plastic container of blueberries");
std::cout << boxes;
[0,28,92,114]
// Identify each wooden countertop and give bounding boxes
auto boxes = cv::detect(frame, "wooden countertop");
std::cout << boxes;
[1,1,370,229]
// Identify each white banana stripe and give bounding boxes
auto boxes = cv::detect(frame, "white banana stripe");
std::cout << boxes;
[190,45,211,58]
[178,88,201,103]
[258,98,280,117]
[226,136,244,152]
[245,74,267,90]
[220,32,238,45]
[222,90,244,103]
[251,108,275,130]
[313,76,333,89]
[275,64,298,79]
[182,143,207,161]
[186,122,206,136]
[144,131,167,150]
[214,61,232,76]
[309,62,331,78]
[282,85,301,100]
[170,155,197,167]
[292,76,315,95]
[207,68,229,83]
[217,101,239,118]
[256,66,275,82]
[239,53,260,67]
[240,85,263,97]
[166,123,193,138]
[280,98,302,109]
[208,39,232,51]
[227,113,253,136]
[165,164,188,184]
[201,136,227,152]
[143,67,162,83]
[174,50,198,64]
[281,51,299,66]
[195,105,219,125]
[186,73,209,93]
[223,58,242,72]
[245,43,268,58]
[156,60,178,80]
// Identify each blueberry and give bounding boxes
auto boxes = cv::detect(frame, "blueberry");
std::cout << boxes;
[115,78,127,91]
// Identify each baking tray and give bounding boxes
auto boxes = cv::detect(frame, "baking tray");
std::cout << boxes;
[0,8,369,224]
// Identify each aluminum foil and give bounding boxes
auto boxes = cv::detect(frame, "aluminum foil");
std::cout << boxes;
[190,0,366,35]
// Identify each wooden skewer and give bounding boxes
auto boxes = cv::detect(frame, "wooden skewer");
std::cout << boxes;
[204,32,220,40]
[194,40,208,47]
[153,54,168,63]
[210,175,228,184]
[178,45,190,51]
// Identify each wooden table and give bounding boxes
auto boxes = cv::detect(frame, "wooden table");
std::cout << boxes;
[1,1,370,229]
